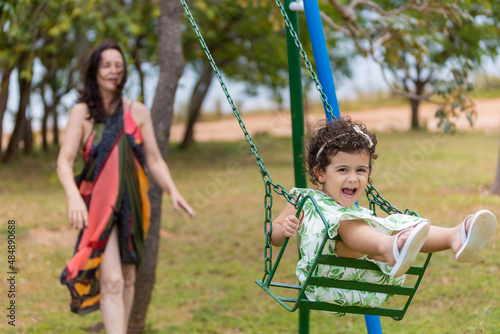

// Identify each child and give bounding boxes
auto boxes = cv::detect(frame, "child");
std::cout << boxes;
[271,116,497,311]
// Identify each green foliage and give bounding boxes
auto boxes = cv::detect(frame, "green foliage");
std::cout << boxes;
[0,0,160,158]
[183,0,353,102]
[320,0,500,130]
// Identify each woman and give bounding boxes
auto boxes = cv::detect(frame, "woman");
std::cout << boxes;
[57,40,195,334]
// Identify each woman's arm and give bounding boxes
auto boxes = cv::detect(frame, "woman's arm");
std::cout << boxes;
[57,103,89,229]
[133,103,196,218]
[271,202,302,246]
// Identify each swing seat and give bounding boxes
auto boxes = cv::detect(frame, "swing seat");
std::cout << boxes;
[256,193,432,321]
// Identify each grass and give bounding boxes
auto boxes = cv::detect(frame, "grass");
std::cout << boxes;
[0,129,499,333]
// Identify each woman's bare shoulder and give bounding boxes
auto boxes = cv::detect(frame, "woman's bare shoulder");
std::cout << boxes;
[69,102,90,120]
[129,100,150,126]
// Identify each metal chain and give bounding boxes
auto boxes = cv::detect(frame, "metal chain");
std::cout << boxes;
[366,182,419,217]
[179,0,411,280]
[180,0,296,200]
[263,181,273,280]
[270,0,417,219]
[272,0,337,120]
[179,0,300,279]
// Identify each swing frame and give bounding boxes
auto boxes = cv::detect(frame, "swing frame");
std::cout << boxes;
[179,0,432,321]
[256,193,433,321]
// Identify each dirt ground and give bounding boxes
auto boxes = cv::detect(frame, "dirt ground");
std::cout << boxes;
[169,97,500,142]
[2,97,498,150]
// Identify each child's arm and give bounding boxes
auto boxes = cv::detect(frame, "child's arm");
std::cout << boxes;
[271,202,303,246]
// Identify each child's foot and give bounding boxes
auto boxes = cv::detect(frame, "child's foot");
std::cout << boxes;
[455,210,497,263]
[390,222,430,278]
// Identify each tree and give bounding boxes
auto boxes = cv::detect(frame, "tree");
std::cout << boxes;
[0,1,17,154]
[2,47,36,162]
[1,0,83,160]
[128,0,185,332]
[179,0,287,148]
[0,67,12,154]
[320,0,500,130]
[179,0,353,148]
[0,1,40,161]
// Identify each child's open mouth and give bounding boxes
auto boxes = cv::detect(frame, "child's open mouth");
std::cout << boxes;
[342,187,357,198]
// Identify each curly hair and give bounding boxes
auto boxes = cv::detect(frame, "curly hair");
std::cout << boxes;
[305,116,378,186]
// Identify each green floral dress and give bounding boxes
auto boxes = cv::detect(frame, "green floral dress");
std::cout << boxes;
[292,188,429,315]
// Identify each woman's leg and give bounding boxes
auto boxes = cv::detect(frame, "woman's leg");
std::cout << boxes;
[122,264,136,331]
[100,226,125,334]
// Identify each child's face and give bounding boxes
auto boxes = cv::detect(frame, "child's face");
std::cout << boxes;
[314,150,370,207]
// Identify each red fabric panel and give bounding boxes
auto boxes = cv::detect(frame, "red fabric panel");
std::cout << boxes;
[65,136,121,280]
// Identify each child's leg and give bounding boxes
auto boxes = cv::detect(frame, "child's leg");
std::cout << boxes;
[336,219,407,266]
[421,210,496,260]
[419,225,460,253]
[337,219,430,277]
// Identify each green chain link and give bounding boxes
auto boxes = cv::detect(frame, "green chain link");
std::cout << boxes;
[366,182,419,217]
[180,0,299,280]
[272,0,338,121]
[179,0,298,202]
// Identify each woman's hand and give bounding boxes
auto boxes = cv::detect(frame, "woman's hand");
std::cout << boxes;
[68,195,88,230]
[170,191,196,218]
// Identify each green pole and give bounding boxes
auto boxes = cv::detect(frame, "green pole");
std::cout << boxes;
[284,1,309,333]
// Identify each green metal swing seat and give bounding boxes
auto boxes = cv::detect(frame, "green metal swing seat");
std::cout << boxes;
[256,189,432,321]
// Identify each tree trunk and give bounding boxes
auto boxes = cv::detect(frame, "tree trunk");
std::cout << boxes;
[132,36,146,104]
[41,80,60,151]
[409,80,425,130]
[23,110,33,154]
[127,0,185,332]
[41,107,49,151]
[180,61,213,149]
[3,58,32,162]
[41,105,55,151]
[491,135,500,194]
[410,97,420,130]
[0,68,13,154]
[52,107,59,147]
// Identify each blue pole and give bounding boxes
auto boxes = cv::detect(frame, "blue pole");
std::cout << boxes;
[302,0,340,121]
[364,315,383,334]
[301,1,383,333]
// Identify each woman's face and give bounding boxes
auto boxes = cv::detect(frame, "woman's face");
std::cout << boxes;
[96,49,124,95]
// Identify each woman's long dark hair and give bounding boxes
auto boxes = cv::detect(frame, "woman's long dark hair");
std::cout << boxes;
[78,40,128,123]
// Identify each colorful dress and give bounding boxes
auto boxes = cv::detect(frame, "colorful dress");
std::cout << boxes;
[60,102,150,315]
[292,188,429,316]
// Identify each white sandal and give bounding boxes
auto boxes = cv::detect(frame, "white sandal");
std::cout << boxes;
[455,210,497,263]
[390,222,430,278]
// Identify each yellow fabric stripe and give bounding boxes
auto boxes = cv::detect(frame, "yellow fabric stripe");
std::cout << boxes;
[137,164,150,237]
[82,254,103,271]
[74,282,91,296]
[81,294,100,309]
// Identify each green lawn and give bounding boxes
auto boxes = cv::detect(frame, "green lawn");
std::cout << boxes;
[0,129,499,333]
